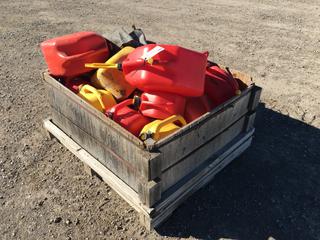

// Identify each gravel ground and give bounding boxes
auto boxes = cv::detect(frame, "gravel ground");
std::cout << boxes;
[0,0,319,239]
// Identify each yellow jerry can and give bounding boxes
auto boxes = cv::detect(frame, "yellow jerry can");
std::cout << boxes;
[139,115,187,141]
[78,84,116,112]
[90,46,135,100]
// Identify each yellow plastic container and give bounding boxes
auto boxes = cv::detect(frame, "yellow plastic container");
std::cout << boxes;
[139,115,187,141]
[90,46,135,100]
[78,84,116,112]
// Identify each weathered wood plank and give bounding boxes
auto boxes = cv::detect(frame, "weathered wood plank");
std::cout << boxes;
[155,89,253,172]
[154,130,254,213]
[51,108,144,191]
[43,73,161,180]
[248,86,262,111]
[43,119,153,216]
[244,112,256,132]
[160,115,248,192]
[150,135,253,229]
[138,178,162,208]
[141,112,254,207]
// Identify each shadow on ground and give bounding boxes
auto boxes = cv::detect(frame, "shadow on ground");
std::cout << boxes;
[157,103,320,240]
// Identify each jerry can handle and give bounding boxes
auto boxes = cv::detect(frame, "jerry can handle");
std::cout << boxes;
[140,101,174,108]
[107,99,133,117]
[80,84,106,110]
[85,63,119,69]
[62,48,105,59]
[153,115,187,140]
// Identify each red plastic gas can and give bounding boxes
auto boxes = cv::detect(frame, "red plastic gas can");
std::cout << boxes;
[140,91,186,120]
[41,32,109,77]
[184,95,213,123]
[205,66,240,107]
[106,99,150,137]
[122,44,208,97]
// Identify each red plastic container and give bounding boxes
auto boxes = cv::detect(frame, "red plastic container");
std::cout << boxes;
[106,99,150,137]
[122,44,208,97]
[41,32,109,77]
[205,66,240,107]
[184,95,213,123]
[140,91,186,120]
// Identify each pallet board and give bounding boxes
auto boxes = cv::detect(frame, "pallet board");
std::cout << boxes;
[44,119,254,230]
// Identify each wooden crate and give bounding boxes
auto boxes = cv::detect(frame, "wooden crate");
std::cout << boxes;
[42,69,261,230]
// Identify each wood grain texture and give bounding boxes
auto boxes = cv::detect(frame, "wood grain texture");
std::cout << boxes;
[248,86,262,111]
[51,108,144,191]
[244,112,257,132]
[138,178,162,208]
[149,134,253,229]
[43,119,152,216]
[155,88,253,172]
[160,115,248,192]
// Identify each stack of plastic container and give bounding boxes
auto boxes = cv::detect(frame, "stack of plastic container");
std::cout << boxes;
[40,29,241,141]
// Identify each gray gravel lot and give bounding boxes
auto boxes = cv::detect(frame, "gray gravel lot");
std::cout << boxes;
[0,0,319,239]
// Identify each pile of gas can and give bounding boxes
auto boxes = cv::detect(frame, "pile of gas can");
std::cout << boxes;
[41,30,242,141]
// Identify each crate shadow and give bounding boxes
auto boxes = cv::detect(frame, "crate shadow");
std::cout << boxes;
[157,103,320,240]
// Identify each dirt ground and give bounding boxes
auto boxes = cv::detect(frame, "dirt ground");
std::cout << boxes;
[1,0,320,239]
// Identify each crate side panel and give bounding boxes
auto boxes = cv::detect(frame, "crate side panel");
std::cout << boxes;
[158,90,252,171]
[51,108,143,191]
[43,77,157,180]
[150,135,253,228]
[161,115,247,192]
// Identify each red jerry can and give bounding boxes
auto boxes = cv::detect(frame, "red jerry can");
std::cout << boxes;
[140,91,186,119]
[121,44,208,97]
[40,32,109,77]
[106,99,150,137]
[184,95,213,123]
[205,66,240,107]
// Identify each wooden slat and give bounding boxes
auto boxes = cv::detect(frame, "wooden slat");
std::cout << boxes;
[149,134,253,229]
[43,73,161,180]
[248,86,262,111]
[154,130,253,213]
[43,119,153,216]
[244,112,256,132]
[50,108,146,191]
[160,115,247,192]
[155,88,254,172]
[138,178,162,208]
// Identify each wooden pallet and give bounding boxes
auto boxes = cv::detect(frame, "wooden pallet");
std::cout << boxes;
[44,118,254,230]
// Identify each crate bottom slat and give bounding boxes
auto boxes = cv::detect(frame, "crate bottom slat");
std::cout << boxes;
[43,118,253,230]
